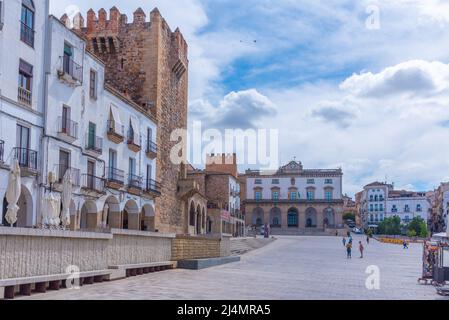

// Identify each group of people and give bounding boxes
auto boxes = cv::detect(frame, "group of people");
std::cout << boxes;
[343,234,369,259]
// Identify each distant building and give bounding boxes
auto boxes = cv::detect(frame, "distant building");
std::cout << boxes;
[240,160,344,235]
[356,182,431,227]
[429,183,449,234]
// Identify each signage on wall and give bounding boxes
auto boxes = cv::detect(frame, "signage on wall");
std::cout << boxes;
[221,210,231,222]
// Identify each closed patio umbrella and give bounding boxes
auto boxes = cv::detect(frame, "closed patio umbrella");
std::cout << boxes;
[5,159,21,227]
[102,203,109,229]
[61,170,72,228]
[48,193,60,227]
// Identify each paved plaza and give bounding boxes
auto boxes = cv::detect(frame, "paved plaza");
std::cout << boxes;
[20,235,448,300]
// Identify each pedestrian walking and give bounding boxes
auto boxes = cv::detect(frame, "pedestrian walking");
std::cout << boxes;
[366,236,370,244]
[342,237,346,247]
[346,242,352,259]
[359,241,364,258]
[349,235,353,244]
[403,240,409,249]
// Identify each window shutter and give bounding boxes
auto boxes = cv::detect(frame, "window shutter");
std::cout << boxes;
[0,1,4,30]
[19,59,33,76]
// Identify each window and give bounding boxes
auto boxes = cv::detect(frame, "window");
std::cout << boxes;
[87,122,96,149]
[89,70,97,99]
[0,1,4,30]
[379,204,384,212]
[63,43,74,74]
[255,191,262,201]
[374,195,378,201]
[290,191,297,200]
[307,179,315,184]
[325,190,333,201]
[392,205,397,213]
[417,204,422,212]
[129,158,136,176]
[58,150,70,181]
[108,149,117,169]
[325,179,333,184]
[272,179,279,185]
[21,1,35,47]
[370,214,374,222]
[255,179,262,185]
[370,195,374,201]
[370,204,374,212]
[19,59,33,90]
[307,190,314,201]
[272,191,279,201]
[375,204,378,212]
[405,205,410,212]
[16,124,30,167]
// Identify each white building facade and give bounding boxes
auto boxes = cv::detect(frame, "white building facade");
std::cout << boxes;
[40,16,160,231]
[358,182,431,226]
[0,0,49,227]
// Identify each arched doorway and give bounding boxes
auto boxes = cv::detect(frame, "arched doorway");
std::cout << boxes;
[16,185,33,228]
[270,207,281,227]
[80,200,97,230]
[141,204,156,231]
[287,207,298,228]
[103,196,120,229]
[196,205,202,235]
[202,208,206,230]
[206,216,212,234]
[306,207,317,228]
[124,200,139,230]
[324,208,335,227]
[189,202,195,227]
[252,207,264,227]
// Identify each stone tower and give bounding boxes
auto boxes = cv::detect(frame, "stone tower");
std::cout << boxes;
[74,7,189,234]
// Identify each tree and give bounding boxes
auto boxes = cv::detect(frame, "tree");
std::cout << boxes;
[407,217,429,238]
[378,216,401,235]
[343,212,356,222]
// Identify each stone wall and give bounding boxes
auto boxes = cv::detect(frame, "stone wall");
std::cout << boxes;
[171,235,231,261]
[0,227,175,280]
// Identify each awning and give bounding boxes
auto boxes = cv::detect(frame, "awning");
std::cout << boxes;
[130,116,140,141]
[110,104,123,128]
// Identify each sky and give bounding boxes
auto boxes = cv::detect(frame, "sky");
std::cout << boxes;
[50,0,449,196]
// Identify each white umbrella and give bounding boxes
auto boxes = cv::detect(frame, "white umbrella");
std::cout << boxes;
[49,193,60,227]
[61,170,72,228]
[5,159,21,227]
[102,204,109,229]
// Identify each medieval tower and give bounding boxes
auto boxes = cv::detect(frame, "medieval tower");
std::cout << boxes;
[70,7,189,233]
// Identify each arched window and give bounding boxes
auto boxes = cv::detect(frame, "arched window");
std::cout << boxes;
[287,208,298,227]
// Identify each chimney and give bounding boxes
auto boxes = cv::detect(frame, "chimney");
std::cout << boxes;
[60,14,70,28]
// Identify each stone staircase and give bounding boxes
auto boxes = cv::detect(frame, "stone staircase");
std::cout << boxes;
[230,237,277,256]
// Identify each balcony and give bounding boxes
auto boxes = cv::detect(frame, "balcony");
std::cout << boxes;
[20,22,34,47]
[107,120,125,144]
[18,87,32,107]
[106,167,125,190]
[0,140,3,163]
[81,174,105,194]
[128,174,143,195]
[145,141,157,160]
[58,55,83,85]
[127,131,141,153]
[85,135,103,156]
[144,179,162,198]
[13,148,38,176]
[54,165,80,187]
[57,117,78,142]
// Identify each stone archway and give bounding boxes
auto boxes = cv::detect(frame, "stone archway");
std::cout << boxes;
[141,204,156,231]
[196,205,202,235]
[80,200,98,230]
[287,207,299,228]
[124,199,139,230]
[16,185,33,228]
[252,207,264,227]
[103,196,120,229]
[306,207,318,228]
[189,202,195,227]
[270,207,282,227]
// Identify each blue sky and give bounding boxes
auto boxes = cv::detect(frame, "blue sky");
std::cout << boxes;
[50,0,449,195]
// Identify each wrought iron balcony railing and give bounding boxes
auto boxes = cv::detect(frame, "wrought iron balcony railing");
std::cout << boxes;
[55,165,80,186]
[60,55,83,83]
[81,174,105,193]
[13,147,38,171]
[106,167,125,185]
[145,179,162,195]
[128,174,143,190]
[20,21,35,47]
[18,87,32,107]
[85,135,103,154]
[58,117,78,140]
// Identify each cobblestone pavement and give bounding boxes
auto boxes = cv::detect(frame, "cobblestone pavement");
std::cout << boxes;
[20,235,448,300]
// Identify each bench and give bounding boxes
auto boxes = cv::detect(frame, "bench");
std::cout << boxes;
[108,261,176,280]
[0,269,112,300]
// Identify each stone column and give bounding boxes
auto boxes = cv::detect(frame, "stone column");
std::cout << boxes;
[298,209,306,229]
[264,208,270,226]
[317,209,324,229]
[281,208,288,230]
